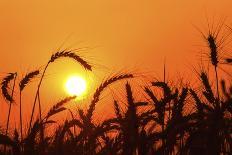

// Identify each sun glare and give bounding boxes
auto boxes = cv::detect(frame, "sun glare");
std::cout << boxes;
[65,75,87,97]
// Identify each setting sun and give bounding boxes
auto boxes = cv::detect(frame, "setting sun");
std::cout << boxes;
[1,1,232,154]
[65,75,87,97]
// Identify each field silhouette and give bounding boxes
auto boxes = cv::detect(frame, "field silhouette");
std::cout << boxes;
[0,23,231,155]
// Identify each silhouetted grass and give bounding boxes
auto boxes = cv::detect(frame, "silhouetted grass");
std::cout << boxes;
[19,70,40,140]
[0,26,231,155]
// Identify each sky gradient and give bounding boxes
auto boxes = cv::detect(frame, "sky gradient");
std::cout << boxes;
[1,0,232,127]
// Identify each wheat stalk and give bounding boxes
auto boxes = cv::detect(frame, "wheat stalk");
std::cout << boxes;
[207,34,220,102]
[45,96,76,120]
[49,50,92,71]
[200,72,217,106]
[195,20,225,103]
[19,70,40,91]
[68,109,76,135]
[87,73,133,120]
[19,70,39,140]
[207,34,219,67]
[1,73,16,103]
[29,50,92,132]
[114,100,122,120]
[225,58,232,64]
[1,72,17,152]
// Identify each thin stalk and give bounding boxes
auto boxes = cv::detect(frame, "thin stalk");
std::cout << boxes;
[164,58,166,83]
[162,121,165,155]
[68,109,76,135]
[214,66,220,106]
[5,73,17,136]
[19,90,23,140]
[164,58,171,121]
[4,73,16,154]
[38,91,42,122]
[164,75,168,155]
[6,105,12,136]
[28,62,50,132]
[38,90,45,154]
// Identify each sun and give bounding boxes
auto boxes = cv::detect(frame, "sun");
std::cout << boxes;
[65,75,87,97]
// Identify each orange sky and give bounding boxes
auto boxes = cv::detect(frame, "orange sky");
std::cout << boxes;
[1,0,232,128]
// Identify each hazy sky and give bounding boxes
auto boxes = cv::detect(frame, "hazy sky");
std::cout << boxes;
[1,1,232,72]
[1,0,232,125]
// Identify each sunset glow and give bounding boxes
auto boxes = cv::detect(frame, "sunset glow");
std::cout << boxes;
[65,75,87,97]
[0,1,231,154]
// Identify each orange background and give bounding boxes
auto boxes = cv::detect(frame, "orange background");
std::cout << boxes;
[0,1,232,129]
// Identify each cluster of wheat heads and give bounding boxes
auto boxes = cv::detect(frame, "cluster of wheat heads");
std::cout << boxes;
[1,73,17,138]
[0,50,92,152]
[0,23,231,154]
[19,70,40,140]
[28,50,92,132]
[0,61,231,155]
